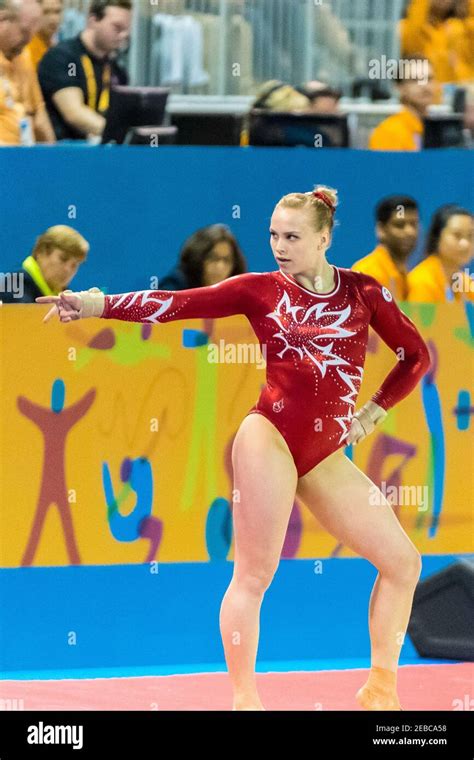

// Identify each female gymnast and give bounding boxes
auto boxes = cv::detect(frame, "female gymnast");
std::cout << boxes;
[37,186,431,712]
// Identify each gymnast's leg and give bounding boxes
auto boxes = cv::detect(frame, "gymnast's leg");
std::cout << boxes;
[296,450,422,710]
[220,414,298,711]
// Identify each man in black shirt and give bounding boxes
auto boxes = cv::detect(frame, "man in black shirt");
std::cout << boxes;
[38,0,131,140]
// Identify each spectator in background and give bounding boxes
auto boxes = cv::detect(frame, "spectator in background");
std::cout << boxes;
[26,0,63,68]
[455,0,474,78]
[1,225,89,302]
[240,80,311,145]
[0,0,55,144]
[369,58,435,151]
[250,79,311,112]
[400,0,473,89]
[352,196,419,301]
[298,81,342,113]
[159,224,247,291]
[408,204,474,301]
[38,0,131,141]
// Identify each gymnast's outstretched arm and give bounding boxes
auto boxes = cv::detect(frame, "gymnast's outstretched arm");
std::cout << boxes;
[36,273,263,324]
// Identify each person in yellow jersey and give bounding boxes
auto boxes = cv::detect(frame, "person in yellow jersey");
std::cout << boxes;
[400,0,473,86]
[0,0,55,145]
[352,196,420,301]
[447,0,474,81]
[408,204,474,302]
[369,58,435,151]
[459,0,474,77]
[26,0,63,68]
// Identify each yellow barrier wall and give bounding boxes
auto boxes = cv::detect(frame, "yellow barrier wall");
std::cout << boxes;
[1,302,472,567]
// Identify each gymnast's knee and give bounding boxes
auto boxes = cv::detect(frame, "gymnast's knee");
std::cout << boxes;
[378,548,422,585]
[232,566,277,596]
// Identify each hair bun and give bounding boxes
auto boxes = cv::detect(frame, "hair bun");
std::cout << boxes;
[312,186,338,210]
[313,190,336,214]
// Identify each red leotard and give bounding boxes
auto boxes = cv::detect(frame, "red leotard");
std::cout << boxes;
[101,267,431,477]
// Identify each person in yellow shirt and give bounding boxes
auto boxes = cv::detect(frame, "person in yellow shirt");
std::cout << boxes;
[0,0,55,144]
[352,196,419,300]
[400,0,473,85]
[453,0,474,78]
[26,0,63,68]
[408,204,474,302]
[369,58,435,151]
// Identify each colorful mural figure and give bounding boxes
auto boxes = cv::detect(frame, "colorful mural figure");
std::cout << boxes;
[181,328,218,512]
[102,456,163,562]
[419,342,445,538]
[17,380,96,566]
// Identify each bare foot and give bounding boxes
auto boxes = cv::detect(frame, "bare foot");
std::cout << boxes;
[356,685,402,711]
[232,700,266,711]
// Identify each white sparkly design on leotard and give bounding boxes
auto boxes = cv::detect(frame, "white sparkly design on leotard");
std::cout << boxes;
[333,365,364,443]
[110,290,174,323]
[266,290,356,377]
[266,289,364,444]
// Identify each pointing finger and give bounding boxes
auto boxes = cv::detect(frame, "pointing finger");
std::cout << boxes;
[36,296,59,304]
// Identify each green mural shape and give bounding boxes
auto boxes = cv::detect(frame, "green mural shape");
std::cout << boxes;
[74,325,170,370]
[180,344,218,512]
[453,327,474,349]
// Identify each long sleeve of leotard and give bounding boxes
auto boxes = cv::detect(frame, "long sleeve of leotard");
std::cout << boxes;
[360,274,431,411]
[101,272,261,323]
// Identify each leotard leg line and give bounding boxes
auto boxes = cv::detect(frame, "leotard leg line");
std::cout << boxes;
[246,406,347,478]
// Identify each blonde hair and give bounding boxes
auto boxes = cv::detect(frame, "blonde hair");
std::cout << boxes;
[32,225,89,261]
[253,80,310,112]
[276,185,339,232]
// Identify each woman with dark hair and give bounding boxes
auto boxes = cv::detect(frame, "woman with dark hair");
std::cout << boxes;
[408,204,474,301]
[159,224,247,291]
